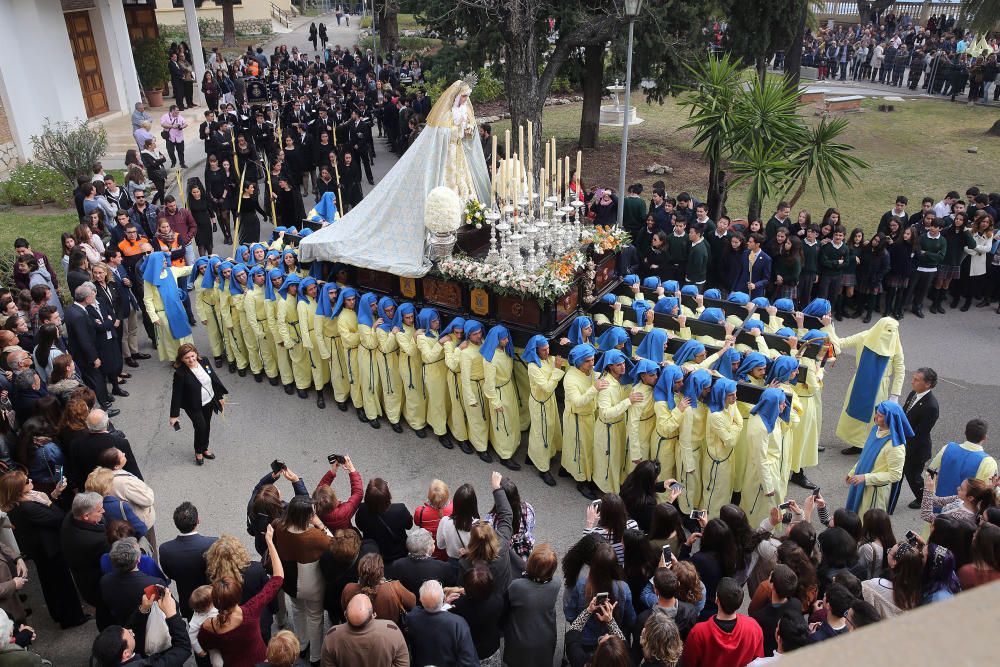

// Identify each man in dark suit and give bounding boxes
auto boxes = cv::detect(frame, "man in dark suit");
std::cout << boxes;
[344,110,374,185]
[902,367,940,508]
[168,52,185,110]
[731,232,772,298]
[405,580,478,667]
[159,502,217,619]
[68,408,142,486]
[61,491,114,629]
[64,282,114,412]
[100,537,169,626]
[385,528,454,597]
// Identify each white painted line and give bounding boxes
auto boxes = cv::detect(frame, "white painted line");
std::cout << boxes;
[938,377,968,390]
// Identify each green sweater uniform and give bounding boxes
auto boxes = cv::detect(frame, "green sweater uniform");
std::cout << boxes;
[686,240,710,283]
[819,242,849,277]
[666,232,689,267]
[802,240,820,275]
[916,234,947,269]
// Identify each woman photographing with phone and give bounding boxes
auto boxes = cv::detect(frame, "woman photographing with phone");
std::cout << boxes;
[169,343,228,465]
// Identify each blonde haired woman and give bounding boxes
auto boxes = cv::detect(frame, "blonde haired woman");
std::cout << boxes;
[413,479,453,561]
[205,534,277,639]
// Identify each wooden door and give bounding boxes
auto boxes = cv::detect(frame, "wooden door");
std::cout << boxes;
[64,11,109,117]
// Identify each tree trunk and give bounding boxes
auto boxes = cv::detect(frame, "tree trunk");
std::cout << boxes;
[989,118,1000,136]
[784,0,807,90]
[747,197,762,223]
[503,37,545,162]
[788,176,808,208]
[578,43,606,149]
[707,158,724,221]
[221,0,236,48]
[379,1,400,55]
[756,58,767,85]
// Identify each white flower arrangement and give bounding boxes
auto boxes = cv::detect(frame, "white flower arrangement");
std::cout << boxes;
[424,186,463,234]
[435,250,588,303]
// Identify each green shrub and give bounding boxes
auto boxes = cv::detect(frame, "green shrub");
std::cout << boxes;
[471,67,504,103]
[133,37,170,90]
[0,162,71,206]
[29,118,108,185]
[551,75,573,95]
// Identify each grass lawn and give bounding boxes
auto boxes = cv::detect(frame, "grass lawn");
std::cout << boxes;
[488,95,999,233]
[0,211,78,282]
[360,13,421,30]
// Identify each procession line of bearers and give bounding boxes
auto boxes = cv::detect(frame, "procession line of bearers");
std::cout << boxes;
[140,247,912,525]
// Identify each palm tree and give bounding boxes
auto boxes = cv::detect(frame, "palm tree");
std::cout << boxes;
[786,117,870,207]
[678,54,743,220]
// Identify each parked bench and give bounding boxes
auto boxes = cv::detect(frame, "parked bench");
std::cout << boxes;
[825,95,864,112]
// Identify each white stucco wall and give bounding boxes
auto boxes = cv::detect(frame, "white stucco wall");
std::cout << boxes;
[0,0,139,163]
[155,0,290,26]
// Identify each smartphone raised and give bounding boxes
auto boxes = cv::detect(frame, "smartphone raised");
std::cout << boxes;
[594,591,609,605]
[172,422,181,432]
[270,459,287,474]
[905,530,919,545]
[689,509,707,520]
[591,499,602,513]
[669,481,684,494]
[811,486,822,497]
[328,454,347,465]
[662,544,672,563]
[778,501,792,510]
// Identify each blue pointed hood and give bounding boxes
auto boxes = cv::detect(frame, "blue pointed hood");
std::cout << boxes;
[661,280,679,294]
[463,319,484,339]
[397,302,416,329]
[357,293,378,327]
[331,287,358,318]
[596,326,632,357]
[699,307,725,324]
[713,347,742,380]
[623,274,639,286]
[743,319,766,335]
[774,298,795,311]
[751,387,791,433]
[519,334,549,367]
[316,282,340,317]
[596,348,632,376]
[628,358,660,386]
[751,297,770,309]
[633,299,654,326]
[653,364,684,408]
[264,267,284,301]
[282,249,298,274]
[641,276,660,291]
[765,355,799,385]
[671,339,705,365]
[296,277,317,303]
[277,273,301,299]
[708,378,737,413]
[727,292,750,305]
[200,256,221,289]
[704,288,722,300]
[736,351,769,382]
[635,328,668,363]
[480,325,514,362]
[376,296,398,331]
[568,343,597,369]
[681,285,699,297]
[802,298,831,317]
[417,308,440,336]
[654,297,679,315]
[141,251,191,340]
[229,263,248,295]
[215,261,233,291]
[567,316,594,346]
[774,327,795,338]
[441,317,466,338]
[682,369,712,408]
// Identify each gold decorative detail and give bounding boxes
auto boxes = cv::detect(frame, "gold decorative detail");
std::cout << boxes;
[470,288,490,316]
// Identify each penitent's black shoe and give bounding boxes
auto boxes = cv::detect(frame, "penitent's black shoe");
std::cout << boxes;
[439,435,454,449]
[458,441,474,454]
[540,471,557,486]
[499,457,521,471]
[790,470,818,490]
[841,446,863,455]
[478,451,494,463]
[390,421,403,433]
[577,482,597,500]
[297,388,308,399]
[414,427,427,439]
[907,499,922,510]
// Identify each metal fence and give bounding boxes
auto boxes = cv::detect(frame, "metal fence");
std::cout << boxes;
[816,0,963,22]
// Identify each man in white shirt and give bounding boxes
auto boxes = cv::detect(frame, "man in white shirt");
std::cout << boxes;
[933,190,959,219]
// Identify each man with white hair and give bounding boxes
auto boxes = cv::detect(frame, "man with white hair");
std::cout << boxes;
[64,281,115,412]
[61,492,114,628]
[67,409,143,492]
[405,580,478,667]
[321,593,408,667]
[386,527,455,596]
[99,538,169,626]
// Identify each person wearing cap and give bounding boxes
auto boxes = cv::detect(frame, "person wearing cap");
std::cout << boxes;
[481,325,522,470]
[441,318,471,452]
[845,401,913,514]
[245,265,279,385]
[652,365,686,488]
[142,251,194,362]
[741,387,791,526]
[627,359,661,469]
[334,287,364,412]
[356,293,384,426]
[703,379,743,516]
[521,335,564,485]
[277,274,312,399]
[594,349,643,494]
[316,283,351,410]
[396,303,427,436]
[297,277,329,408]
[677,369,712,514]
[460,320,491,461]
[375,297,404,432]
[416,308,449,447]
[265,269,296,395]
[562,344,603,500]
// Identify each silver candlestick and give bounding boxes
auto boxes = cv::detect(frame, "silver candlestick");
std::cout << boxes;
[485,210,501,264]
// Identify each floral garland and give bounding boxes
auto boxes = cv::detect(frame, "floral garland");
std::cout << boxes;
[463,200,487,229]
[581,225,632,253]
[435,250,587,303]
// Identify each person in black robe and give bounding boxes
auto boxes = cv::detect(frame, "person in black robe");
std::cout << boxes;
[236,181,266,245]
[274,175,306,228]
[187,179,215,255]
[338,152,363,212]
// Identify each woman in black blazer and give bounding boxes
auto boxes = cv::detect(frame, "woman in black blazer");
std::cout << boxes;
[0,470,89,629]
[169,343,228,465]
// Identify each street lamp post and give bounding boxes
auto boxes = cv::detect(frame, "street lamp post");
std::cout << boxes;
[616,0,643,227]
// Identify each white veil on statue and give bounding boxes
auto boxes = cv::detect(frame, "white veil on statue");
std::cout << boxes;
[299,79,491,278]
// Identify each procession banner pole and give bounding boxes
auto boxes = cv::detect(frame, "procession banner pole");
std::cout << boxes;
[233,166,247,255]
[231,131,240,175]
[331,127,344,215]
[265,154,278,225]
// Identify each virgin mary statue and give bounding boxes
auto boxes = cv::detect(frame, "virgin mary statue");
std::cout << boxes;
[299,78,491,278]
